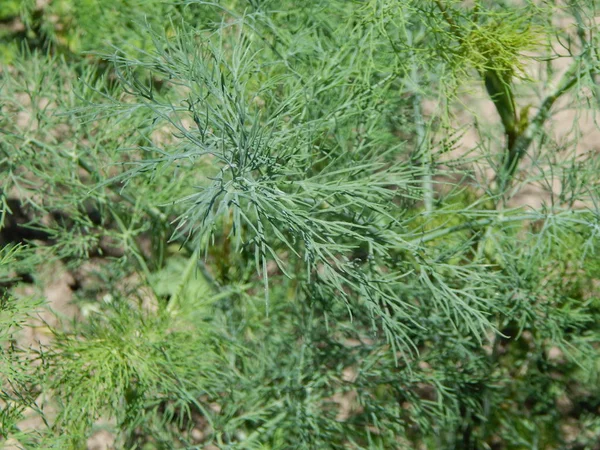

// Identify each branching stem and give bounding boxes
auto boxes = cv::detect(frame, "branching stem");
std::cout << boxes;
[498,59,586,192]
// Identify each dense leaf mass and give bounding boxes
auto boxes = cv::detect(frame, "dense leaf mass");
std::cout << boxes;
[1,1,599,449]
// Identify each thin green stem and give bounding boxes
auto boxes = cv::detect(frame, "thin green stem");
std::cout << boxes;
[407,212,578,246]
[28,137,220,292]
[499,59,586,191]
[407,28,433,213]
[434,0,463,39]
[167,247,200,312]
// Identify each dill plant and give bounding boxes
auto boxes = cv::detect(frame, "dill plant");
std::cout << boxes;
[1,0,600,449]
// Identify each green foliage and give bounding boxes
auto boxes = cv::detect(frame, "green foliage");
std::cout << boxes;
[1,0,599,449]
[48,298,223,447]
[0,1,21,21]
[18,0,175,53]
